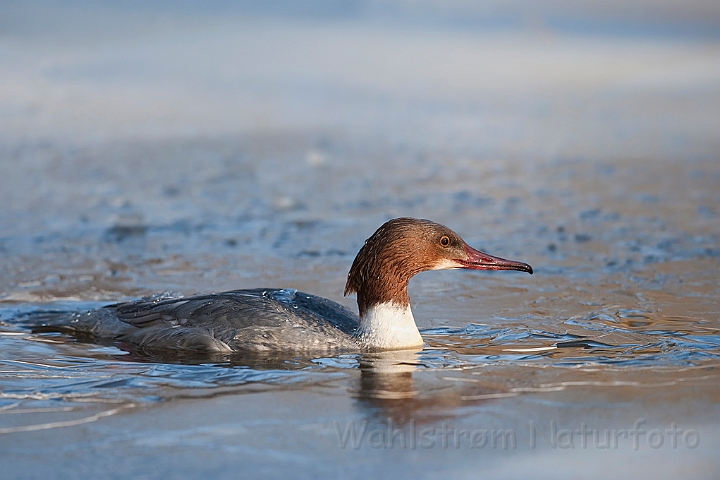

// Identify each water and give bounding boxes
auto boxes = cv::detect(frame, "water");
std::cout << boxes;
[1,1,720,478]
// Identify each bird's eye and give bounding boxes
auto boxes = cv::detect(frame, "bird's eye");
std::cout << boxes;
[440,236,450,247]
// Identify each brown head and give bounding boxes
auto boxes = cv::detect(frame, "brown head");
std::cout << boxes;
[344,218,533,316]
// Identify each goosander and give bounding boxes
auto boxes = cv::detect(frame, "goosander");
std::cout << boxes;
[33,218,532,353]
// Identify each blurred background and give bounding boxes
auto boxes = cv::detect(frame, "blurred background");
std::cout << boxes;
[3,0,720,147]
[1,0,718,300]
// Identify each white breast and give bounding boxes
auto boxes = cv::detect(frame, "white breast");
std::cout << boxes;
[355,302,424,351]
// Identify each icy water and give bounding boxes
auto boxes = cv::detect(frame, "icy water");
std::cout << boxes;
[1,2,720,479]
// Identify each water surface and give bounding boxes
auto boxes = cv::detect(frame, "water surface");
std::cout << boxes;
[1,1,719,478]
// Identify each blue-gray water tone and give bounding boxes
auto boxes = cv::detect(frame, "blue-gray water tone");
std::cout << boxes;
[1,1,719,479]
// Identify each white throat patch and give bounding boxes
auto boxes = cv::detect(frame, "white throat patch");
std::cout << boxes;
[356,303,424,351]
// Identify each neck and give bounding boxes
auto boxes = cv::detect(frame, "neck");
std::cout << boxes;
[354,302,424,351]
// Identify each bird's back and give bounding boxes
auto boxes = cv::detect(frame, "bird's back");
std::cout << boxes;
[113,288,361,352]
